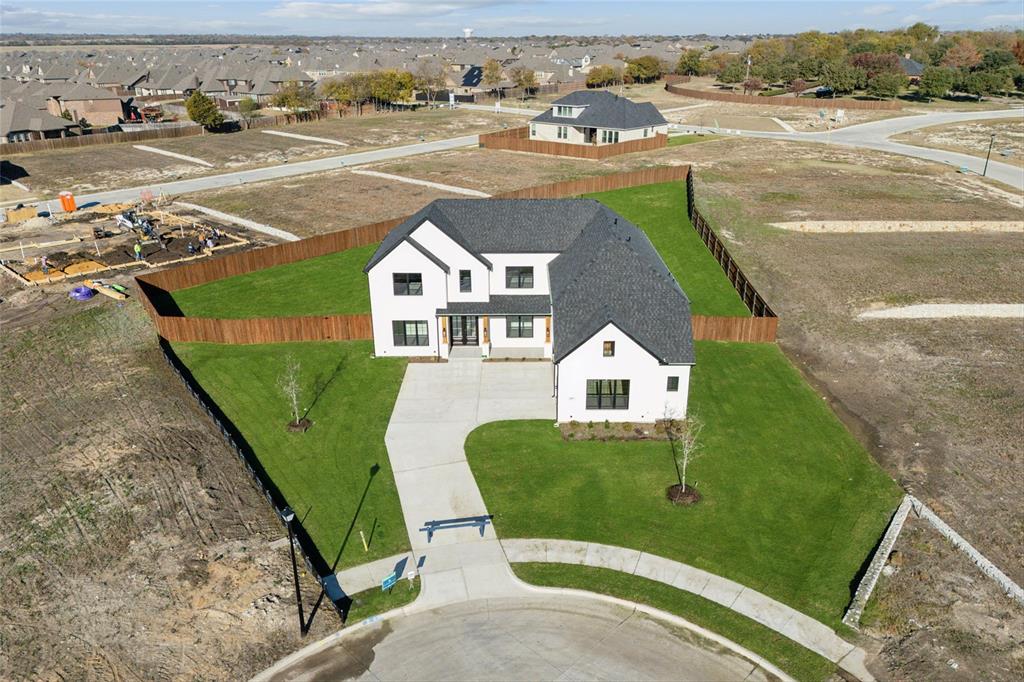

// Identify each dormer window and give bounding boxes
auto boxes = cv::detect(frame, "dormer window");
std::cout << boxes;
[555,105,572,117]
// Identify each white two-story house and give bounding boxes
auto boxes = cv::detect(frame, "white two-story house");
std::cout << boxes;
[528,90,668,146]
[363,198,695,424]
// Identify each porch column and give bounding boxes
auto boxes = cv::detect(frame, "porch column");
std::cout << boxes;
[441,316,448,345]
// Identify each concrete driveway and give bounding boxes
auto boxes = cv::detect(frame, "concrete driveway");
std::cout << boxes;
[269,596,774,682]
[385,357,553,607]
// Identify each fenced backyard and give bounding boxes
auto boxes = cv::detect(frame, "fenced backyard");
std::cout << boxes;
[479,126,668,159]
[2,123,203,154]
[135,166,778,344]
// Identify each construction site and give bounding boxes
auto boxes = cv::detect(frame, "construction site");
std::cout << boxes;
[1,196,254,297]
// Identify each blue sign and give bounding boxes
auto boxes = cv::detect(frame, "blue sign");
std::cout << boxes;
[381,571,398,591]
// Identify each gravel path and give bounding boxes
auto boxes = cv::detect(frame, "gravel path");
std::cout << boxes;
[859,303,1024,319]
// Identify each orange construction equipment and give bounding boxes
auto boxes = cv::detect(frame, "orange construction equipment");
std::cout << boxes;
[59,191,77,212]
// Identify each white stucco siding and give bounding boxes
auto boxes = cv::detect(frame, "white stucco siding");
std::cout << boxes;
[408,221,490,303]
[556,323,691,423]
[489,315,551,356]
[485,253,558,295]
[614,124,668,142]
[367,240,447,357]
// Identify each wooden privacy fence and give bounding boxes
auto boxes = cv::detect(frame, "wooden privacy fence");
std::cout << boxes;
[664,82,902,111]
[136,164,777,344]
[2,123,203,154]
[687,171,775,319]
[479,126,667,159]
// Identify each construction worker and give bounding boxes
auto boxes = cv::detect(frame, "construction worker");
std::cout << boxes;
[133,242,143,261]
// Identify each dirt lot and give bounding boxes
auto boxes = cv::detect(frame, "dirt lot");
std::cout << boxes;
[2,109,517,200]
[661,97,907,131]
[184,169,465,238]
[893,117,1024,168]
[0,296,342,680]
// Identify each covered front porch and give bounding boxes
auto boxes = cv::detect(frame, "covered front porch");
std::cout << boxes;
[436,295,552,360]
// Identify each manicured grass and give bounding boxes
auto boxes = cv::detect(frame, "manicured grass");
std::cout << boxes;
[466,341,900,628]
[170,243,378,318]
[346,577,420,623]
[667,133,718,147]
[513,563,835,682]
[171,340,408,570]
[584,181,750,317]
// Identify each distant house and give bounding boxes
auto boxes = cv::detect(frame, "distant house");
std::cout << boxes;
[529,90,667,146]
[363,198,695,424]
[0,100,79,143]
[899,56,925,83]
[45,83,128,127]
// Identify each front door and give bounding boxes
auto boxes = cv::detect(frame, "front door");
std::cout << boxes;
[450,315,479,346]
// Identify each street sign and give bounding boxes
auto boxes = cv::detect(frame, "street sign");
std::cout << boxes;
[381,571,398,591]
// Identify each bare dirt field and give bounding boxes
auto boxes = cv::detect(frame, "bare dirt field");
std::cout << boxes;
[661,97,907,131]
[184,168,465,238]
[0,297,341,680]
[893,117,1024,168]
[2,109,515,200]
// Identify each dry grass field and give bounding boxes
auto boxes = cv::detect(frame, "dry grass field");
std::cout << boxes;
[893,117,1024,168]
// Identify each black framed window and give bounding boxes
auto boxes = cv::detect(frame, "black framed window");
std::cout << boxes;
[505,266,534,289]
[507,316,533,338]
[586,380,630,410]
[667,376,679,392]
[459,269,472,293]
[392,320,429,346]
[557,125,568,140]
[393,273,422,296]
[603,341,615,357]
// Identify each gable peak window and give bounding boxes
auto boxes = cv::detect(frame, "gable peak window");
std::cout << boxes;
[505,266,534,289]
[393,272,422,296]
[603,341,615,357]
[459,269,472,293]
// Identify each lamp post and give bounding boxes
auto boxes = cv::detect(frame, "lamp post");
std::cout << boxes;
[281,507,307,636]
[983,133,995,177]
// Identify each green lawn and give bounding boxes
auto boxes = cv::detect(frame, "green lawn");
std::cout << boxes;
[584,181,750,317]
[514,564,835,682]
[346,577,420,623]
[170,243,378,318]
[466,341,900,628]
[667,134,719,147]
[171,340,408,571]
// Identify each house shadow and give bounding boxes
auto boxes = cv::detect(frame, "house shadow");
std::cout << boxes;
[1,160,30,184]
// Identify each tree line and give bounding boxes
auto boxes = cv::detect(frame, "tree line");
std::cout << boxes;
[673,25,1023,101]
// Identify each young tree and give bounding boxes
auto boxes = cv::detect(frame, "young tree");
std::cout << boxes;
[271,82,316,113]
[414,59,447,105]
[668,415,705,498]
[741,77,764,95]
[866,72,905,99]
[277,354,303,427]
[917,66,957,100]
[675,48,702,76]
[185,90,224,129]
[482,58,504,98]
[509,66,538,102]
[787,78,808,96]
[238,97,260,127]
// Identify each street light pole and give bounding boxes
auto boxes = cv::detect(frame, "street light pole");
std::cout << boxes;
[282,507,307,636]
[983,133,995,177]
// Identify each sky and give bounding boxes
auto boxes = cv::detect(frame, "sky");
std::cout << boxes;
[1,0,1021,36]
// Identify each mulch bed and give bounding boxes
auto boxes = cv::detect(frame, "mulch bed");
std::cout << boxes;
[666,483,702,506]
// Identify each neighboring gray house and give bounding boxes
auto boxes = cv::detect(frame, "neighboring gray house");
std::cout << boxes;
[529,90,668,145]
[363,198,694,423]
[0,99,79,143]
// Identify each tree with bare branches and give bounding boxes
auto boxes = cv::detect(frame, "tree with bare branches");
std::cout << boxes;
[666,414,705,505]
[277,354,303,428]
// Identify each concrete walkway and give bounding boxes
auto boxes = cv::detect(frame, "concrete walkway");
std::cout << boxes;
[349,168,491,197]
[858,303,1024,319]
[133,144,214,167]
[70,134,480,207]
[502,539,872,679]
[384,357,554,607]
[262,129,349,146]
[172,201,301,242]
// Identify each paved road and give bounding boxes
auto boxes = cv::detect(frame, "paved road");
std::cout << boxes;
[264,596,776,682]
[681,108,1024,191]
[71,134,480,207]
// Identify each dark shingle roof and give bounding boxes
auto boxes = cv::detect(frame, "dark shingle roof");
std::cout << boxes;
[437,295,551,315]
[365,197,695,366]
[899,57,924,77]
[531,90,666,130]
